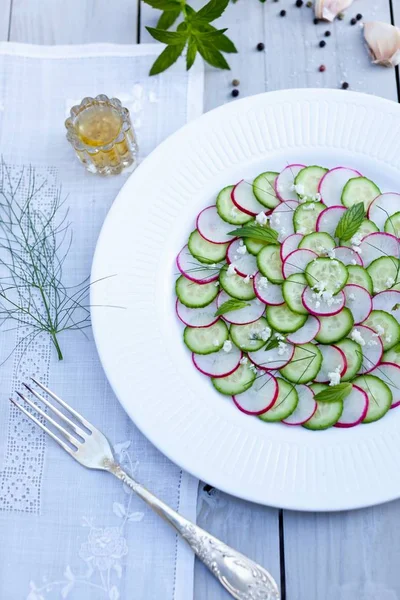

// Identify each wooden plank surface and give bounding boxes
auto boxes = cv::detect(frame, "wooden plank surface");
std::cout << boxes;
[0,0,11,41]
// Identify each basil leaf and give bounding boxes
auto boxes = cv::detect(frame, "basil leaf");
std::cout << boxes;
[195,0,230,22]
[314,382,352,403]
[196,40,230,70]
[335,202,365,241]
[146,27,188,45]
[149,42,187,76]
[157,7,181,30]
[186,37,197,70]
[214,299,250,316]
[144,0,181,9]
[228,224,279,244]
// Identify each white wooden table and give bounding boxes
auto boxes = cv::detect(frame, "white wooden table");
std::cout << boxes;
[2,1,400,598]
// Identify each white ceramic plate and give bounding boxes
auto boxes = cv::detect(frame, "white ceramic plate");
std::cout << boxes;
[91,89,400,511]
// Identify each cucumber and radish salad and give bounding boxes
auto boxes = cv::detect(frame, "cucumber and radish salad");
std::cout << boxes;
[175,165,400,430]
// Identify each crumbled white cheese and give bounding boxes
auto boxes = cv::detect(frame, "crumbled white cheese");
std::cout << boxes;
[386,334,392,344]
[214,281,220,287]
[239,356,248,365]
[275,332,286,341]
[313,280,327,293]
[327,248,336,260]
[348,293,356,301]
[258,276,269,290]
[303,203,316,211]
[294,183,305,196]
[328,364,342,387]
[256,211,268,226]
[243,275,251,284]
[351,232,363,246]
[260,327,272,341]
[213,339,220,347]
[249,363,258,374]
[227,264,236,276]
[315,300,321,308]
[350,328,365,346]
[277,341,289,356]
[223,340,232,353]
[350,259,357,266]
[373,325,385,336]
[352,246,362,255]
[386,277,395,288]
[367,339,378,347]
[314,192,322,202]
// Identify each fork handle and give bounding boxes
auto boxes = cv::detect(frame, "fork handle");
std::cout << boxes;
[110,465,280,600]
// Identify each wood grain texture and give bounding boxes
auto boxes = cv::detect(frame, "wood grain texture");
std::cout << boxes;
[0,0,11,41]
[8,0,138,44]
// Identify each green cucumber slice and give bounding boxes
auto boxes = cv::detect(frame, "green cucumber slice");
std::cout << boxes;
[243,221,271,255]
[253,171,280,209]
[309,383,328,394]
[219,265,256,300]
[384,211,400,237]
[353,374,392,423]
[212,361,256,395]
[334,339,362,381]
[346,265,373,294]
[341,219,379,247]
[383,347,400,365]
[315,308,354,344]
[299,232,335,255]
[341,177,381,210]
[303,400,343,430]
[293,202,325,235]
[176,275,219,308]
[258,378,298,421]
[363,309,400,351]
[294,165,328,200]
[266,303,308,333]
[280,343,323,384]
[216,185,253,225]
[257,245,283,284]
[305,257,348,294]
[184,320,229,354]
[367,256,400,294]
[282,273,308,315]
[230,317,271,352]
[188,230,228,265]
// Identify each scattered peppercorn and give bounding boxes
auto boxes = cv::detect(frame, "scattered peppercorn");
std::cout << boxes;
[232,79,240,87]
[280,9,287,16]
[319,64,326,72]
[232,89,240,98]
[341,82,349,89]
[313,17,319,24]
[295,0,303,7]
[325,30,331,37]
[319,40,326,48]
[306,0,312,6]
[274,0,279,2]
[337,12,344,20]
[257,42,265,51]
[356,13,362,20]
[350,17,357,25]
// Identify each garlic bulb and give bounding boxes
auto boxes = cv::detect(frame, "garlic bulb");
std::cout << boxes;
[314,0,354,22]
[364,21,400,67]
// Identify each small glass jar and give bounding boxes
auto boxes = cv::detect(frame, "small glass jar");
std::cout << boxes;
[65,95,138,175]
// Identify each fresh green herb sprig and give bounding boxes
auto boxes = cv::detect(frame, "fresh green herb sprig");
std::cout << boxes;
[144,0,237,75]
[314,382,352,403]
[335,202,365,240]
[228,224,279,244]
[215,298,249,316]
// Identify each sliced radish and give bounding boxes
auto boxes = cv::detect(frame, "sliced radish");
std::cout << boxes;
[316,205,346,236]
[355,325,383,374]
[334,246,363,266]
[335,385,368,428]
[359,232,400,267]
[318,167,362,207]
[275,164,305,202]
[216,291,265,325]
[176,298,219,328]
[283,249,317,278]
[231,180,266,216]
[176,245,219,283]
[192,346,242,378]
[282,384,317,425]
[368,193,400,230]
[233,372,278,415]
[226,239,258,277]
[371,362,400,408]
[253,272,284,305]
[196,206,235,244]
[344,284,372,324]
[372,290,400,321]
[270,201,297,241]
[314,344,347,383]
[280,233,303,261]
[302,287,345,316]
[286,316,321,344]
[248,343,295,371]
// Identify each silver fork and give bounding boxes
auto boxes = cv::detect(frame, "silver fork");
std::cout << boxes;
[11,379,280,600]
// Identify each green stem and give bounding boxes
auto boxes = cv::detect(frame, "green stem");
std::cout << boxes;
[51,331,63,360]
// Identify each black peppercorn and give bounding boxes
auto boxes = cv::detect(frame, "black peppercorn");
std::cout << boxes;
[257,42,265,51]
[341,82,349,90]
[280,9,286,16]
[350,17,357,25]
[325,30,331,37]
[319,64,326,72]
[319,40,326,48]
[356,13,362,20]
[313,17,319,24]
[232,89,240,98]
[295,0,303,6]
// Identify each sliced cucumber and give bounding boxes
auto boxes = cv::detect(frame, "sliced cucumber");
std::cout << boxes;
[335,338,363,381]
[257,245,283,284]
[253,171,280,209]
[346,265,373,294]
[303,400,343,430]
[384,211,400,237]
[383,347,400,365]
[341,218,378,247]
[216,185,253,225]
[219,265,256,300]
[243,220,270,255]
[230,317,270,351]
[176,275,219,308]
[363,309,400,351]
[353,374,392,423]
[294,165,328,200]
[212,361,256,395]
[367,256,400,294]
[299,232,335,255]
[266,303,308,333]
[309,383,328,394]
[305,257,348,294]
[188,230,228,265]
[280,343,323,384]
[282,273,308,315]
[184,320,229,354]
[258,378,298,422]
[315,308,354,344]
[341,177,381,210]
[293,202,325,235]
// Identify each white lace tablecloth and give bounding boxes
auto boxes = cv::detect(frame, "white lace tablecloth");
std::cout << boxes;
[0,42,203,600]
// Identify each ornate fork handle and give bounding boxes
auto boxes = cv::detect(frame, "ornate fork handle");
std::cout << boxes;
[111,464,280,600]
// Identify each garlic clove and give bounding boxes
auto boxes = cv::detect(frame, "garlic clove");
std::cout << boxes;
[364,21,400,67]
[315,0,354,22]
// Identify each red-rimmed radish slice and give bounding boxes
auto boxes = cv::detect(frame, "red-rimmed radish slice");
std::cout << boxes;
[314,344,347,383]
[283,249,317,278]
[373,290,400,321]
[216,291,265,325]
[371,362,400,408]
[196,206,235,244]
[344,284,372,324]
[176,245,219,283]
[355,325,383,374]
[280,233,303,261]
[270,200,297,241]
[335,384,368,428]
[282,384,317,425]
[231,180,266,216]
[316,205,346,236]
[302,287,345,316]
[286,316,320,344]
[359,232,400,267]
[275,164,305,202]
[253,272,284,305]
[233,372,278,415]
[176,298,219,328]
[318,167,362,207]
[334,246,363,266]
[192,346,242,378]
[226,239,258,277]
[248,343,295,370]
[368,193,400,230]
